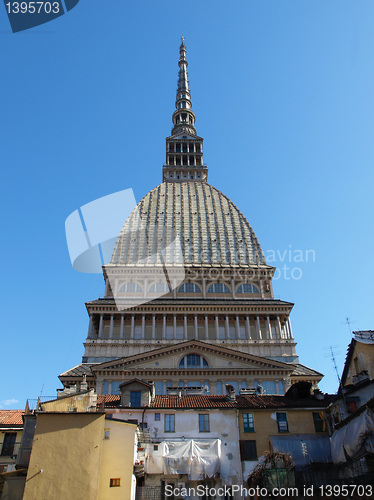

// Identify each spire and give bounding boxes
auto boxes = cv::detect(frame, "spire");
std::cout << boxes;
[163,38,208,183]
[171,37,196,137]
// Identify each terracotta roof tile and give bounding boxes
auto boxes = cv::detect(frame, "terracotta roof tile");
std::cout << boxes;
[98,395,121,406]
[100,394,331,410]
[0,410,24,426]
[151,395,236,409]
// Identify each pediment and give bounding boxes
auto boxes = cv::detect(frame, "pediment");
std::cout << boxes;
[91,340,294,374]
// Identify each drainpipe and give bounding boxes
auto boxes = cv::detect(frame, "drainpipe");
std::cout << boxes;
[235,408,244,492]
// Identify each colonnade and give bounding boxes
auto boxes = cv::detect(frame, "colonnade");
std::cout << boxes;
[87,313,293,341]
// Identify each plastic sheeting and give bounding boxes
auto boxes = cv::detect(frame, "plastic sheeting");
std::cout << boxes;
[162,439,221,480]
[270,435,332,467]
[331,408,374,464]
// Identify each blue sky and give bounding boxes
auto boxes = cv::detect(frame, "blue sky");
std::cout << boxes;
[1,1,373,408]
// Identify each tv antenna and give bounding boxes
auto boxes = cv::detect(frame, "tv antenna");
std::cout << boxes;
[329,346,347,413]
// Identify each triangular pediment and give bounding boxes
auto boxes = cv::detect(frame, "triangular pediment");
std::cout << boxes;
[90,340,295,374]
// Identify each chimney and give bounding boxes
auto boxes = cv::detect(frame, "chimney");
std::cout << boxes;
[225,384,236,402]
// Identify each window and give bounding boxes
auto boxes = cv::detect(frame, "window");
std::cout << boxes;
[237,283,259,294]
[155,413,160,421]
[104,430,110,439]
[312,412,326,432]
[207,283,230,293]
[155,381,163,395]
[130,391,141,407]
[149,282,171,293]
[276,412,289,433]
[178,354,208,368]
[243,413,255,433]
[111,381,121,395]
[119,282,142,293]
[1,433,16,456]
[240,440,257,461]
[199,414,210,432]
[110,478,121,487]
[165,414,175,432]
[262,381,276,395]
[178,283,201,293]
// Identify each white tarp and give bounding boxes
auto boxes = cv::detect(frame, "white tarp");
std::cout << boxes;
[331,408,374,464]
[162,439,221,480]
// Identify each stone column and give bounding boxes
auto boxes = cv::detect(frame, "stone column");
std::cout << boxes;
[173,315,177,339]
[120,315,125,339]
[246,317,251,339]
[236,316,240,339]
[131,315,135,339]
[143,279,148,299]
[162,315,166,339]
[215,316,219,340]
[285,320,290,339]
[202,278,207,299]
[152,315,156,340]
[113,279,119,298]
[184,315,188,339]
[109,315,114,339]
[87,314,94,339]
[194,315,198,338]
[260,280,265,298]
[98,314,104,339]
[267,316,271,340]
[142,315,145,337]
[205,316,209,339]
[231,278,236,299]
[287,318,294,339]
[256,316,262,339]
[276,316,282,340]
[225,316,229,339]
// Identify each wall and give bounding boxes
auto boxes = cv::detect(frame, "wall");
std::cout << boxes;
[109,407,243,488]
[239,408,327,458]
[0,430,23,473]
[22,413,105,500]
[40,391,97,413]
[344,342,374,386]
[97,419,137,500]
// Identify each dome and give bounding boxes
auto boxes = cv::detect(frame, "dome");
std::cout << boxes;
[110,181,266,268]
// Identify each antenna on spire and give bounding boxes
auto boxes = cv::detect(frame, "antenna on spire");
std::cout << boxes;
[346,317,352,336]
[329,346,348,414]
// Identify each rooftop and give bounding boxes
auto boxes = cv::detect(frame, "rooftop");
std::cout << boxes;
[0,410,24,427]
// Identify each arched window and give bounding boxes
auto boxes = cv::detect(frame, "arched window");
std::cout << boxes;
[237,283,259,294]
[119,282,142,293]
[149,282,171,293]
[178,283,201,293]
[178,354,209,368]
[207,283,230,293]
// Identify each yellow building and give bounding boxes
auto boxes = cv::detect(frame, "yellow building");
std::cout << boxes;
[22,391,137,500]
[237,383,331,481]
